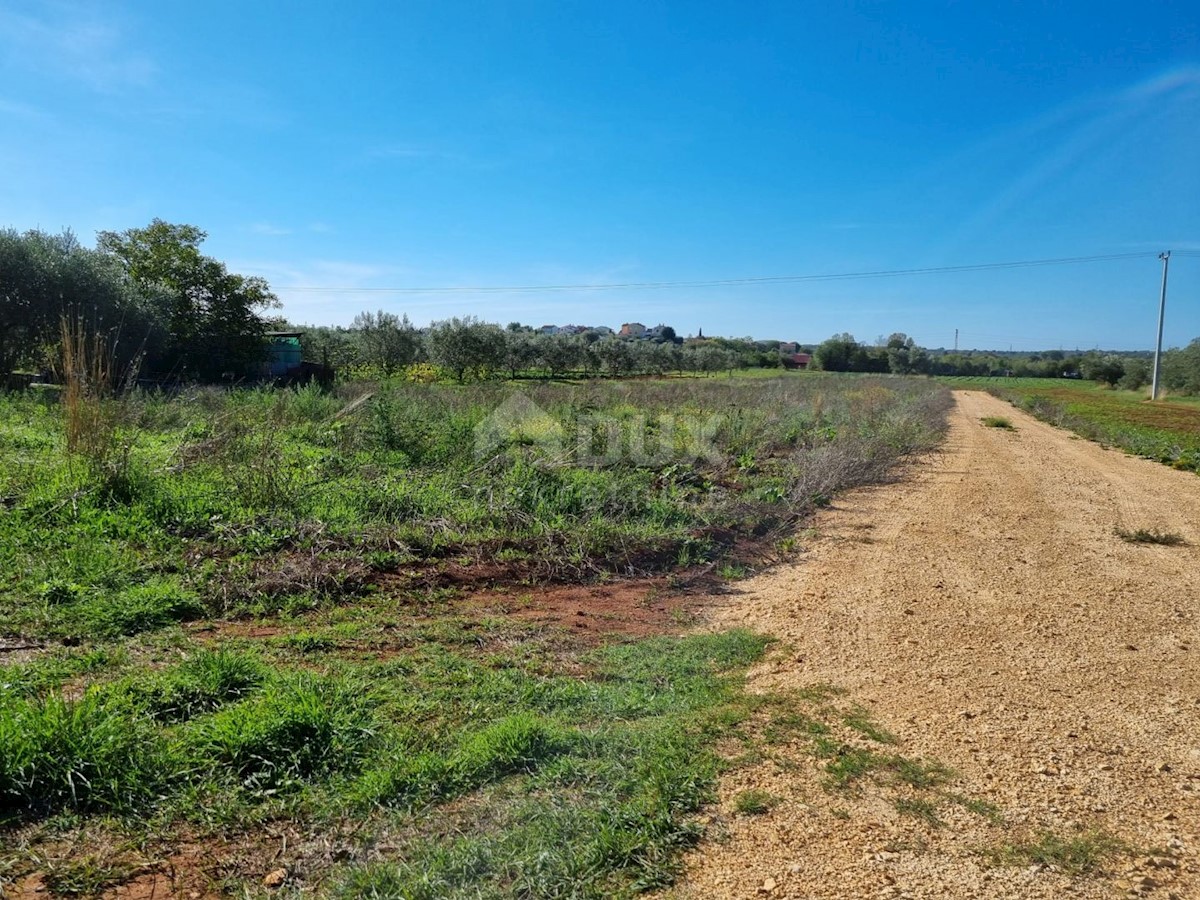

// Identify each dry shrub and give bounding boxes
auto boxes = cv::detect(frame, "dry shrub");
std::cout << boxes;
[57,314,115,464]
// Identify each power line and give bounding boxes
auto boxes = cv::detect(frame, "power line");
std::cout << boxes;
[275,251,1158,295]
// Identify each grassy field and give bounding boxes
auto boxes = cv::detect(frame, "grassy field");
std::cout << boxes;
[0,375,953,897]
[941,377,1200,473]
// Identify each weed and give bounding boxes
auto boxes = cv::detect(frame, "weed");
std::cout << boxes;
[117,649,266,722]
[980,416,1015,430]
[811,738,951,791]
[763,711,829,744]
[0,690,169,819]
[733,789,778,815]
[842,706,897,744]
[1114,527,1186,546]
[983,829,1126,875]
[894,796,942,826]
[185,674,377,792]
[41,853,136,896]
[813,739,880,789]
[945,792,1004,824]
[276,632,337,653]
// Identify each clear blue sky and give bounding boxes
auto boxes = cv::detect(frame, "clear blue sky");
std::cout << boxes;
[3,1,1198,350]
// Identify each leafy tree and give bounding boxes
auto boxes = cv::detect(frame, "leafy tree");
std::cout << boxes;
[501,330,537,379]
[1119,357,1150,391]
[97,220,277,380]
[813,333,859,372]
[351,310,420,375]
[426,316,505,382]
[283,324,361,371]
[537,333,585,378]
[0,228,149,378]
[1163,338,1200,395]
[884,334,929,375]
[594,337,635,377]
[1080,353,1125,387]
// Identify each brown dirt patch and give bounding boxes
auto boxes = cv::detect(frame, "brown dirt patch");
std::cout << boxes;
[468,576,721,643]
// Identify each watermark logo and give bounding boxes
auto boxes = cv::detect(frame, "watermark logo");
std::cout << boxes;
[474,393,725,467]
[473,393,565,461]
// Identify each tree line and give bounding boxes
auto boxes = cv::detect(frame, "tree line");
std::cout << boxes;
[5,220,1199,393]
[298,314,783,381]
[0,221,790,384]
[1,221,277,382]
[812,332,1200,394]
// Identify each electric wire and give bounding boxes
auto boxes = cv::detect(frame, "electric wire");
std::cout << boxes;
[276,251,1160,295]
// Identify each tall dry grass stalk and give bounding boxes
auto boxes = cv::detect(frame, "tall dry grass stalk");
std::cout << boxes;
[57,314,115,462]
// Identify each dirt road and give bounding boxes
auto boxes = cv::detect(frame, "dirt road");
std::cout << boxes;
[671,391,1200,899]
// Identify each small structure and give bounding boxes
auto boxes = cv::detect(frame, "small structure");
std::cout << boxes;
[266,332,303,376]
[619,322,647,338]
[265,331,334,385]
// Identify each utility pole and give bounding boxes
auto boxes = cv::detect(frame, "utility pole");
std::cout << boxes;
[954,328,958,352]
[1151,251,1171,401]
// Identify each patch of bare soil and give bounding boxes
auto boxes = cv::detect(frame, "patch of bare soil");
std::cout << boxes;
[670,391,1200,899]
[470,576,719,643]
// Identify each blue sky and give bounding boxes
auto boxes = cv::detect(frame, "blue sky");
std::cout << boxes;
[2,1,1198,349]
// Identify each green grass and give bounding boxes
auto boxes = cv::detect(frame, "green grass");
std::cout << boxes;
[983,829,1127,875]
[0,376,954,895]
[894,796,942,827]
[733,789,778,815]
[944,377,1200,472]
[980,415,1015,430]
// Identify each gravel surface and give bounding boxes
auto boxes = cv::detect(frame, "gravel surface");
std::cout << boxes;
[668,391,1200,900]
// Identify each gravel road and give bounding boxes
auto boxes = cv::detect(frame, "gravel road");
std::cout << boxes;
[670,391,1200,900]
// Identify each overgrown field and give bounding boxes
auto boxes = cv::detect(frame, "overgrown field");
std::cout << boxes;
[943,377,1200,473]
[0,375,951,897]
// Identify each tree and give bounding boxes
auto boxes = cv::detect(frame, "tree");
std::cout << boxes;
[1162,338,1200,395]
[1080,354,1126,387]
[351,310,419,375]
[0,228,149,379]
[537,333,584,378]
[884,334,929,375]
[426,316,505,382]
[500,330,537,379]
[594,337,634,377]
[813,333,859,372]
[1119,358,1150,391]
[97,219,277,380]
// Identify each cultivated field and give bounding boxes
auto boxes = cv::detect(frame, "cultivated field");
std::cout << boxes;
[0,375,949,897]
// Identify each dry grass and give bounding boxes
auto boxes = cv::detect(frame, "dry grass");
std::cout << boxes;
[1114,527,1186,546]
[56,315,115,463]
